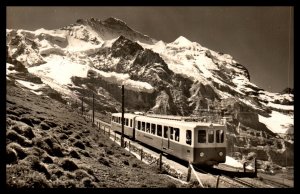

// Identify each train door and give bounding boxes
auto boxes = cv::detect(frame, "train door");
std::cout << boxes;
[162,126,170,150]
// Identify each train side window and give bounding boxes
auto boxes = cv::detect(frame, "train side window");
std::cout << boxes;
[137,121,141,130]
[198,130,206,143]
[125,118,129,126]
[142,122,145,131]
[208,130,214,143]
[170,127,174,140]
[186,130,192,145]
[157,125,162,136]
[174,128,180,142]
[130,119,132,127]
[216,129,224,143]
[151,124,156,134]
[164,126,168,138]
[146,123,150,133]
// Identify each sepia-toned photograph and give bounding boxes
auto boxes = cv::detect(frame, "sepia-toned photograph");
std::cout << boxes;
[6,6,293,188]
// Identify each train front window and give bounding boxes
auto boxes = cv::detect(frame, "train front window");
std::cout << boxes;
[198,130,206,143]
[208,130,214,143]
[216,129,224,143]
[157,125,162,136]
[164,126,168,138]
[151,124,156,134]
[186,130,192,145]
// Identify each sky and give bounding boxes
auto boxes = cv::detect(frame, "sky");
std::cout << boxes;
[6,6,294,93]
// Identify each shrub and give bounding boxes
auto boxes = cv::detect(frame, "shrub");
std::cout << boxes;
[74,169,90,181]
[7,147,18,164]
[61,159,79,171]
[52,143,64,157]
[104,148,113,155]
[7,143,28,159]
[70,150,81,159]
[6,130,32,147]
[23,126,35,139]
[40,122,50,130]
[42,155,53,164]
[81,177,96,188]
[11,125,23,134]
[80,151,90,157]
[31,160,51,179]
[74,141,85,150]
[98,157,110,167]
[20,117,34,127]
[166,182,177,188]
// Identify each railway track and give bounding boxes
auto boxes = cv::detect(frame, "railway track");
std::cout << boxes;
[259,177,291,188]
[193,165,258,188]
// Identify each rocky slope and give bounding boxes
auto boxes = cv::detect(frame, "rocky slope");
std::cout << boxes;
[6,81,191,188]
[6,17,294,170]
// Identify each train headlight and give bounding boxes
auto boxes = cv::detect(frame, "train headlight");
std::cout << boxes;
[219,152,224,157]
[200,152,205,157]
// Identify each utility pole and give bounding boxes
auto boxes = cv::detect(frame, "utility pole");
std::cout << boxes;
[92,92,95,126]
[121,85,125,148]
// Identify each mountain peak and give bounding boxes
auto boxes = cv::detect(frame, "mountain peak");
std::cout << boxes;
[172,36,192,46]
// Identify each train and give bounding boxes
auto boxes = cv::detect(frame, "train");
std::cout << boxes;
[111,113,227,166]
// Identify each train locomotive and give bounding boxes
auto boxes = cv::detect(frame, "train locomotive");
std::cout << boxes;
[111,113,226,166]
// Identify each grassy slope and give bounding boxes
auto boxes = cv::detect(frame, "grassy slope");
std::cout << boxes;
[6,82,188,188]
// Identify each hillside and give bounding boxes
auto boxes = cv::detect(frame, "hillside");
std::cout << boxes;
[6,80,191,188]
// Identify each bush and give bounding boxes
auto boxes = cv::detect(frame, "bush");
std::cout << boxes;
[42,155,53,164]
[70,150,81,159]
[7,143,28,159]
[40,122,50,130]
[104,148,114,155]
[23,126,35,139]
[61,159,79,171]
[6,130,32,147]
[74,141,85,150]
[7,147,18,164]
[74,169,90,181]
[52,143,64,157]
[166,182,177,188]
[81,177,96,188]
[31,160,51,179]
[98,157,110,167]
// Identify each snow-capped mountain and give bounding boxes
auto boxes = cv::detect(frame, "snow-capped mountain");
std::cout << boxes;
[6,17,294,167]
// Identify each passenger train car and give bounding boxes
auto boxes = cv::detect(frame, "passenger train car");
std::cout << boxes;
[111,113,226,165]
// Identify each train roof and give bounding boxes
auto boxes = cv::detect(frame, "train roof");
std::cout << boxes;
[111,113,137,119]
[134,115,225,128]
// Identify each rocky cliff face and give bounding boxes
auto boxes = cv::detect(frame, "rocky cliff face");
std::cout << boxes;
[6,17,294,169]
